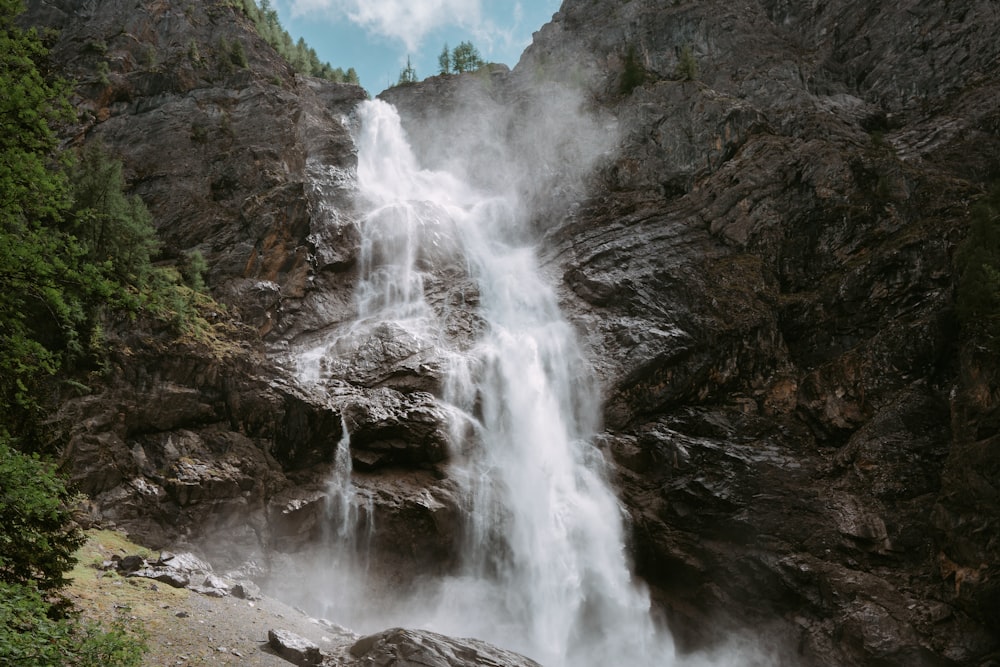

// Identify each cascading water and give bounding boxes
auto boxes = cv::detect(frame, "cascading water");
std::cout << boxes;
[327,98,677,667]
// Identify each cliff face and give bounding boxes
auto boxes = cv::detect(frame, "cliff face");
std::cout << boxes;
[23,0,1000,665]
[386,1,1000,664]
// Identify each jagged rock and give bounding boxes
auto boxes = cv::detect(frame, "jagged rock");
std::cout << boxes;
[188,573,234,597]
[268,629,323,666]
[116,554,146,573]
[230,580,261,601]
[157,551,213,575]
[129,567,189,589]
[349,628,541,667]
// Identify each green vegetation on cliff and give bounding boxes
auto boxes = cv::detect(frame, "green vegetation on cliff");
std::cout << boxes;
[0,4,186,661]
[436,40,486,75]
[238,0,360,85]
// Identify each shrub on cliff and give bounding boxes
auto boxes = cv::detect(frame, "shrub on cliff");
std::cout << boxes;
[675,44,699,81]
[620,43,646,94]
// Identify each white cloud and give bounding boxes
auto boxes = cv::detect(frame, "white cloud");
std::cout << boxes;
[288,0,484,52]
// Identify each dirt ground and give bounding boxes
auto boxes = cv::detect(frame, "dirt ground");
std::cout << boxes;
[67,530,360,666]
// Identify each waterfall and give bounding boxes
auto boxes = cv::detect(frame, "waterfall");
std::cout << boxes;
[335,99,675,667]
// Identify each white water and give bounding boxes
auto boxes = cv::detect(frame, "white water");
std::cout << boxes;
[319,98,679,667]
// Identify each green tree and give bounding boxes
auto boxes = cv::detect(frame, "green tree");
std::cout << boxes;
[675,43,698,81]
[451,40,484,73]
[397,54,417,85]
[438,42,450,75]
[0,441,84,596]
[0,0,92,419]
[69,142,160,290]
[620,43,646,95]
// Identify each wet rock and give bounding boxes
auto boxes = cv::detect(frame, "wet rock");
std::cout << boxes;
[349,628,541,667]
[268,629,323,666]
[231,580,261,601]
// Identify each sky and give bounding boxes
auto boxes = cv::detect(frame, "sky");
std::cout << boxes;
[271,0,563,95]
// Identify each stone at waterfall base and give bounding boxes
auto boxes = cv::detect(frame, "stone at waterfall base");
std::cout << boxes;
[349,627,542,667]
[268,629,323,666]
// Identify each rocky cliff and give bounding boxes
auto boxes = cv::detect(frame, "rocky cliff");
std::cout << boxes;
[23,0,1000,666]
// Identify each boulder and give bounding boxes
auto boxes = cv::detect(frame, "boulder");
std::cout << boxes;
[268,629,323,666]
[349,628,541,667]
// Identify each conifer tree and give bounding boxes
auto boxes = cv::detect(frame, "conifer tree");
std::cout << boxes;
[438,43,451,74]
[397,55,418,85]
[451,40,484,73]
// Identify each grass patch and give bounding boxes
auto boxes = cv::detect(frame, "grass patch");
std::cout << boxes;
[66,530,191,640]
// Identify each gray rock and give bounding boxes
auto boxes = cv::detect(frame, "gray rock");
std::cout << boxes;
[129,567,189,589]
[349,628,541,667]
[157,551,213,575]
[231,580,262,601]
[268,629,323,666]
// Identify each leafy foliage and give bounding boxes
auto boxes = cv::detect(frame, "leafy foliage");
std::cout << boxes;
[0,441,84,595]
[956,182,1000,345]
[450,40,485,73]
[0,576,147,665]
[0,444,145,663]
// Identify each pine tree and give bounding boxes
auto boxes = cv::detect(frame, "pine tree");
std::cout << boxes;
[451,40,484,73]
[438,43,451,75]
[397,55,418,85]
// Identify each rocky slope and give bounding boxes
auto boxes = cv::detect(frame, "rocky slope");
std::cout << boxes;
[22,0,1000,666]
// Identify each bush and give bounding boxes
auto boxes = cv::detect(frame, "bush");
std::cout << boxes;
[0,440,84,595]
[0,581,146,666]
[675,44,699,81]
[181,249,208,291]
[620,43,646,95]
[0,440,147,665]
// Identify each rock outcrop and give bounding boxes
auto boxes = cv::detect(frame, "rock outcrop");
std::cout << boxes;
[22,0,1000,665]
[349,628,542,667]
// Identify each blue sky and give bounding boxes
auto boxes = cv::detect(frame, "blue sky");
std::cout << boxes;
[271,0,562,94]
